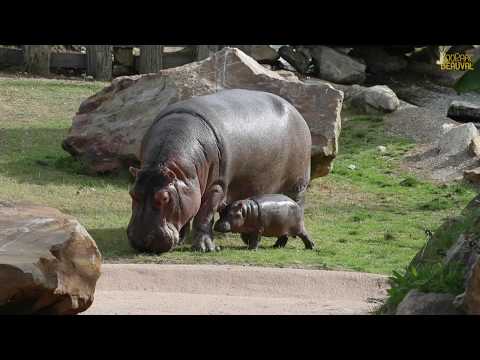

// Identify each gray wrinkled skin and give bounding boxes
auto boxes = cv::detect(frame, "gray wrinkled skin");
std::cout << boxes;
[214,194,315,250]
[127,89,312,253]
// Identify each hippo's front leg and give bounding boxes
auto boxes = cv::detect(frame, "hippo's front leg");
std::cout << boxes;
[192,184,224,252]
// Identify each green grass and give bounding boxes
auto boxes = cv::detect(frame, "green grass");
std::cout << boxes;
[0,76,477,274]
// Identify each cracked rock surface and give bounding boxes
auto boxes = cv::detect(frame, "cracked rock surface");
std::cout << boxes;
[0,201,102,315]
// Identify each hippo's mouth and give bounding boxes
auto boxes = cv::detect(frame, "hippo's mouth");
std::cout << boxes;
[132,222,180,254]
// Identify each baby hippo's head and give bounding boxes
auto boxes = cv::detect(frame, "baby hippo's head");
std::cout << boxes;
[214,200,248,233]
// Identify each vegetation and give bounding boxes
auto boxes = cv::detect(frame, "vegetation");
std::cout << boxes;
[377,262,466,314]
[455,59,480,94]
[0,76,476,275]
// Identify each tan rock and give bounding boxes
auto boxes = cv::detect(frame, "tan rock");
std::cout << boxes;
[464,258,480,314]
[470,136,480,157]
[63,47,344,177]
[0,201,102,315]
[464,167,480,184]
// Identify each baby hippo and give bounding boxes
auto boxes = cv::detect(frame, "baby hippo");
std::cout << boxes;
[214,194,315,250]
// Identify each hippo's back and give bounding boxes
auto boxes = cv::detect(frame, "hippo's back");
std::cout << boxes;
[157,89,312,201]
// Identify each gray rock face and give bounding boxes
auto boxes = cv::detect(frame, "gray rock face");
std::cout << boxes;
[346,85,400,114]
[448,101,480,124]
[396,290,460,315]
[233,45,279,64]
[438,123,479,156]
[351,47,408,74]
[444,234,479,272]
[63,47,344,178]
[310,46,366,85]
[0,201,102,315]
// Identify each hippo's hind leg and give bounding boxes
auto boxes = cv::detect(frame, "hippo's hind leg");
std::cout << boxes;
[192,184,224,252]
[273,235,288,248]
[241,232,261,250]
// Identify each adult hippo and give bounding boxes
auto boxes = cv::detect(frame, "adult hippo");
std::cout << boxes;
[127,89,312,253]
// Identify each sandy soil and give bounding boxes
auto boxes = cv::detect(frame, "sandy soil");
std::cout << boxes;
[83,264,389,315]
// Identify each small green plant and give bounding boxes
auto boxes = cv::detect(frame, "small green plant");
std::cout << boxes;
[378,262,466,314]
[384,231,396,241]
[400,176,420,187]
[418,197,453,211]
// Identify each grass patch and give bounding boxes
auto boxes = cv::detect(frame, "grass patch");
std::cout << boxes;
[0,77,477,274]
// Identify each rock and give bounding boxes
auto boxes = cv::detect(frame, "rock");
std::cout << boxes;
[277,57,297,72]
[278,45,312,75]
[310,46,366,85]
[383,46,416,56]
[346,85,400,114]
[351,47,408,74]
[275,70,299,82]
[234,45,279,64]
[464,168,480,184]
[347,164,356,170]
[396,290,460,315]
[448,101,480,124]
[463,258,480,314]
[442,123,456,134]
[63,47,344,177]
[444,233,479,271]
[0,201,102,315]
[332,47,353,55]
[470,136,480,157]
[438,123,479,156]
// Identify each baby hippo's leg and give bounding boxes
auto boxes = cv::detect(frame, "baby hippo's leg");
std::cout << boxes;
[273,235,288,248]
[297,227,315,250]
[243,232,261,250]
[240,233,250,246]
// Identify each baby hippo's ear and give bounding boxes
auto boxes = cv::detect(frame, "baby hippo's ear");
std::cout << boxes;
[241,204,247,218]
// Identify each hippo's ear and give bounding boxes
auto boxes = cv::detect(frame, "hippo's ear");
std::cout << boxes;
[129,167,140,178]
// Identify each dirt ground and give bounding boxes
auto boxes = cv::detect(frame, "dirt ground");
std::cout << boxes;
[83,264,389,315]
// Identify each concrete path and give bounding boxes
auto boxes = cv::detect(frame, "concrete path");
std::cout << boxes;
[84,264,389,315]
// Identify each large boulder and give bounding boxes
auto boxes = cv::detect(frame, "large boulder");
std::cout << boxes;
[464,167,480,184]
[463,257,480,314]
[438,123,479,156]
[233,45,279,64]
[351,47,408,74]
[310,46,366,85]
[447,101,480,124]
[63,47,344,178]
[0,201,102,315]
[345,85,400,115]
[396,290,460,315]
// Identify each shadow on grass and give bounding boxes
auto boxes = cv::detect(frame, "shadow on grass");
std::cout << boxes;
[0,127,132,189]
